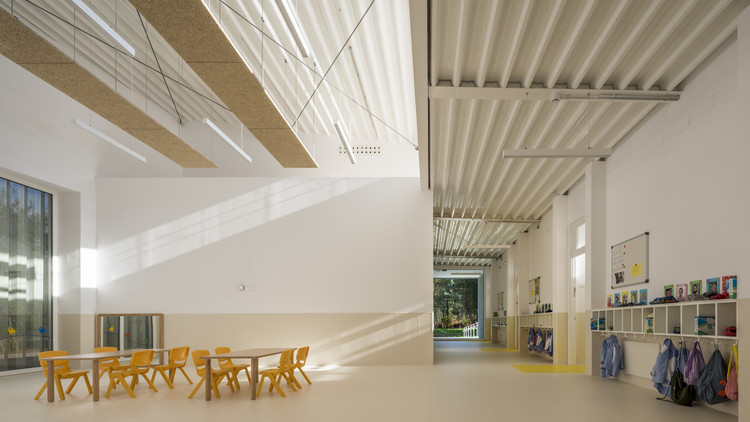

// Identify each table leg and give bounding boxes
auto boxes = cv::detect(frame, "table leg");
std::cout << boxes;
[205,359,212,401]
[47,360,55,402]
[92,360,100,401]
[250,358,258,400]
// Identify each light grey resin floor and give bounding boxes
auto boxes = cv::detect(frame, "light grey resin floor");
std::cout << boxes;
[0,341,736,422]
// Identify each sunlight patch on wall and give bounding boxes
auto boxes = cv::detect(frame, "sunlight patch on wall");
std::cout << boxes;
[97,178,379,284]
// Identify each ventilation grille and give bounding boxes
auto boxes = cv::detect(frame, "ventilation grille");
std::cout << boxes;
[339,146,382,155]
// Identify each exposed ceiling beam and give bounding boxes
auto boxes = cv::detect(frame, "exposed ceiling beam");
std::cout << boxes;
[434,215,540,224]
[545,0,595,88]
[429,86,681,102]
[433,254,499,260]
[0,8,216,168]
[129,0,318,168]
[410,0,429,189]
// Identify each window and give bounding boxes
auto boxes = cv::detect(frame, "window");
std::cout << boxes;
[0,177,53,371]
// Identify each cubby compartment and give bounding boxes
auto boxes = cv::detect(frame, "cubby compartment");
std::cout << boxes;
[681,304,697,336]
[717,301,737,338]
[654,306,667,334]
[666,306,681,335]
[622,309,633,332]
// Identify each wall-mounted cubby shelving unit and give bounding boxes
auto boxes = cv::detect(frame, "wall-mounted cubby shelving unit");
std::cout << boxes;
[591,300,737,341]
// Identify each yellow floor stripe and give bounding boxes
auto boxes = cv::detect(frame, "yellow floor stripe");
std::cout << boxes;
[480,348,519,352]
[512,365,585,373]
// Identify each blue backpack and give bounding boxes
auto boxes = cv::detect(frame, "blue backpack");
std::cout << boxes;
[544,330,553,356]
[527,327,535,351]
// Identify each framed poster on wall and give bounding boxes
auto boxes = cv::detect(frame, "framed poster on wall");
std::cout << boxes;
[611,232,649,288]
[529,277,540,304]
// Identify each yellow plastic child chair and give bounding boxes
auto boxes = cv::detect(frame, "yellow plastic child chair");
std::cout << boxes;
[34,351,93,400]
[292,346,312,385]
[150,346,192,389]
[256,349,297,398]
[94,346,129,381]
[105,349,158,398]
[188,350,235,399]
[214,346,250,390]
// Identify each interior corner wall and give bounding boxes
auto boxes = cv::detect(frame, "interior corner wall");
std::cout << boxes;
[604,36,744,303]
[94,177,433,365]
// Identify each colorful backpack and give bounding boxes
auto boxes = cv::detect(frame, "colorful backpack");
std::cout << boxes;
[534,328,544,352]
[544,330,553,356]
[697,347,729,404]
[527,327,536,351]
[684,341,705,385]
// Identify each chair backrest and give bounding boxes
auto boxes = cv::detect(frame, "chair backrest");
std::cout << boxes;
[130,350,155,368]
[279,349,294,367]
[214,346,233,368]
[295,346,309,365]
[94,346,121,367]
[38,351,70,376]
[169,346,190,364]
[192,350,208,376]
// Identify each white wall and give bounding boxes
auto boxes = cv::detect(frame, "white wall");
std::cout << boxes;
[95,177,432,314]
[604,37,746,302]
[528,210,553,311]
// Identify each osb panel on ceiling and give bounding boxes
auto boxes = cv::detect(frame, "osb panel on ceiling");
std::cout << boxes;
[130,0,318,169]
[0,8,216,169]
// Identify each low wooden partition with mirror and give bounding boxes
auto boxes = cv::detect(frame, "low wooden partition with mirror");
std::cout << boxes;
[95,313,164,350]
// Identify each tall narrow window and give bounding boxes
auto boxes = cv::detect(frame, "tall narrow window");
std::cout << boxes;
[0,177,53,371]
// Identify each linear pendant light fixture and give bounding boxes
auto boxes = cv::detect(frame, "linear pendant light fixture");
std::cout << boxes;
[502,148,612,158]
[203,118,253,164]
[73,118,146,162]
[333,120,356,164]
[274,0,311,58]
[71,0,135,56]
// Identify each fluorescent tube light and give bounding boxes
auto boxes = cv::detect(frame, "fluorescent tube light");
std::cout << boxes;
[502,148,612,159]
[464,245,512,249]
[333,120,356,164]
[71,0,135,56]
[203,118,253,164]
[73,118,146,162]
[274,0,311,58]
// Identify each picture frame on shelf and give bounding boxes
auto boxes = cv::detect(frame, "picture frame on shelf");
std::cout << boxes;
[614,293,621,304]
[607,295,613,308]
[664,284,674,298]
[622,292,629,305]
[630,290,638,304]
[675,283,688,302]
[689,280,702,296]
[706,278,719,295]
[639,289,648,305]
[722,275,737,299]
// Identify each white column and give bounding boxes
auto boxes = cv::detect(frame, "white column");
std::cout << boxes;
[585,160,606,375]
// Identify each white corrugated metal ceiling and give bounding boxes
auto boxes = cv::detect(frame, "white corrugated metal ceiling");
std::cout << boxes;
[425,0,749,267]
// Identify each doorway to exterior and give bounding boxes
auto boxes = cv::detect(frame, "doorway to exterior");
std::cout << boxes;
[433,270,484,339]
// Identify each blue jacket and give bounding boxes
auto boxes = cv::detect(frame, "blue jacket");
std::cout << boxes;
[651,339,678,395]
[600,335,624,378]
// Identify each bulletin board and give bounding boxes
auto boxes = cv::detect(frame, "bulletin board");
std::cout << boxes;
[611,232,649,288]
